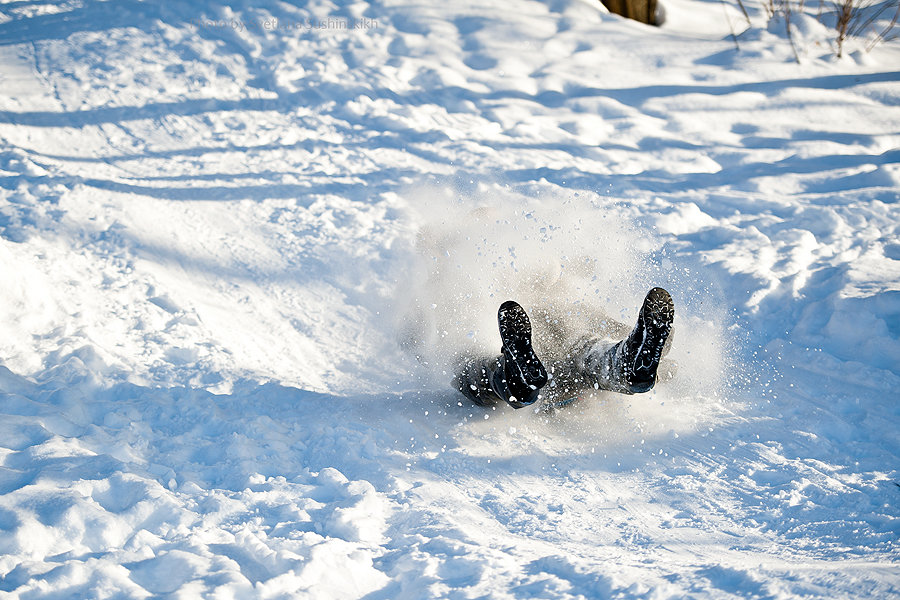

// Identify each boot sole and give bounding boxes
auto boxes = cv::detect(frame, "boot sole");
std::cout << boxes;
[628,287,674,392]
[498,300,548,390]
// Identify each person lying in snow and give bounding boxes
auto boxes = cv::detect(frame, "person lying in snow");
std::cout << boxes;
[454,287,675,410]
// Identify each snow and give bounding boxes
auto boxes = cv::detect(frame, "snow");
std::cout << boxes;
[1,0,899,597]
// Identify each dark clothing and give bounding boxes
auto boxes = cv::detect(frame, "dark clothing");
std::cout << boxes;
[454,289,675,410]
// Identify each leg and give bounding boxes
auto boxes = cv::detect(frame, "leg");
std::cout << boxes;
[577,287,674,394]
[454,355,501,407]
[453,301,548,409]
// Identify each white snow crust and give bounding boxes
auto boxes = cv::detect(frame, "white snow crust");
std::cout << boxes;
[0,0,898,597]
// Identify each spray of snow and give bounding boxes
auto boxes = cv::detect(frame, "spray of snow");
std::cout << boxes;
[392,181,736,446]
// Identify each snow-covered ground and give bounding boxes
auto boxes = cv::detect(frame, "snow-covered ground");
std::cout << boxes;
[1,0,898,597]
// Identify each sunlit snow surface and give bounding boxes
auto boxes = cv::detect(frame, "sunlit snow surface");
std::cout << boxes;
[0,0,899,597]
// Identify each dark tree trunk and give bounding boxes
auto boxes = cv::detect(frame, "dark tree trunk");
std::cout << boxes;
[600,0,659,25]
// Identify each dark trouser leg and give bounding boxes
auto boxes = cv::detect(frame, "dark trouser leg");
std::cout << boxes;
[577,337,674,394]
[576,338,643,394]
[453,353,544,408]
[454,355,502,407]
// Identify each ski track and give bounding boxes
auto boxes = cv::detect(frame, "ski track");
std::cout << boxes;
[0,0,899,598]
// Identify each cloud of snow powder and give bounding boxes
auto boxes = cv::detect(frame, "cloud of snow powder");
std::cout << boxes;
[392,182,735,444]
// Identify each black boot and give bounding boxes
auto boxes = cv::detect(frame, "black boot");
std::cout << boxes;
[613,287,674,393]
[490,301,548,408]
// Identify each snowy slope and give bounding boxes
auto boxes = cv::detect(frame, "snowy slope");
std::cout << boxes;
[1,0,899,598]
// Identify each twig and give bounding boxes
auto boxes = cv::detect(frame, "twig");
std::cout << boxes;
[866,1,900,50]
[735,0,753,24]
[722,0,743,49]
[784,0,803,62]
